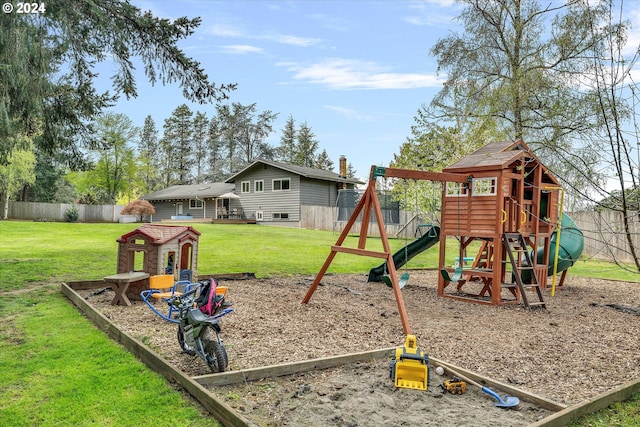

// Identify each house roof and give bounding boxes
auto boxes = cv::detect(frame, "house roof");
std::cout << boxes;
[118,224,200,244]
[141,182,236,201]
[224,159,364,185]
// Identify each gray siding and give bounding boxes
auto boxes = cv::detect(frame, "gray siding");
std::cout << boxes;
[150,199,215,220]
[300,179,337,206]
[233,165,301,223]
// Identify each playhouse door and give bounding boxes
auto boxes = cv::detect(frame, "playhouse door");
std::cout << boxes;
[176,202,184,215]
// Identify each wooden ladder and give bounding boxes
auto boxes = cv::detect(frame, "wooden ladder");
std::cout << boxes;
[502,233,546,309]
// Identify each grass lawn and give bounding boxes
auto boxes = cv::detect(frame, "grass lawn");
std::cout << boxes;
[0,220,638,426]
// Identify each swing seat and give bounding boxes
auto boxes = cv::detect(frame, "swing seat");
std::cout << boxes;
[440,267,464,283]
[382,272,410,289]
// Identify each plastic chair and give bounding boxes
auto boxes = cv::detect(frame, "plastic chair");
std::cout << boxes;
[141,275,194,323]
[179,269,192,282]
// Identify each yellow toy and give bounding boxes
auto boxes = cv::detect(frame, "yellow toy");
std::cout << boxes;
[390,334,429,390]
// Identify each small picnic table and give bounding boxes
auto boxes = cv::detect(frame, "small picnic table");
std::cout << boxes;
[104,271,150,306]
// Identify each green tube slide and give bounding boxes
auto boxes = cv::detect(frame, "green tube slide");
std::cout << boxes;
[523,214,584,281]
[368,225,440,282]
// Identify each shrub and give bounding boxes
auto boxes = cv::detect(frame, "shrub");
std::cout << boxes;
[65,206,79,222]
[121,199,156,222]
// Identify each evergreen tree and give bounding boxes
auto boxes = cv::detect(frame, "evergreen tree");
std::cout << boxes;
[206,117,225,182]
[138,115,161,194]
[315,149,335,171]
[192,111,209,183]
[1,1,235,167]
[212,103,278,174]
[163,105,194,184]
[278,115,297,163]
[294,121,318,167]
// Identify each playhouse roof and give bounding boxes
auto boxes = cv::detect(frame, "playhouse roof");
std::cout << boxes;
[443,139,559,185]
[117,224,200,245]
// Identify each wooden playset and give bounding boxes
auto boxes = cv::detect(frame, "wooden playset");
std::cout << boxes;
[303,140,584,334]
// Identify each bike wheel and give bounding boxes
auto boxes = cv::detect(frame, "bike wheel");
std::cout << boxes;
[204,339,227,373]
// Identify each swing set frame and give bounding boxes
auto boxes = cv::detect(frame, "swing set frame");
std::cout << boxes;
[302,165,470,335]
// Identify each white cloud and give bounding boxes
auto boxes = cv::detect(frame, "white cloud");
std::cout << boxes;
[206,24,321,48]
[219,45,266,55]
[324,105,374,121]
[262,34,322,47]
[208,24,246,38]
[623,5,640,57]
[406,0,459,26]
[282,58,444,90]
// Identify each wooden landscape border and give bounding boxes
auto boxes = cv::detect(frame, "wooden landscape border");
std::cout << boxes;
[62,280,639,427]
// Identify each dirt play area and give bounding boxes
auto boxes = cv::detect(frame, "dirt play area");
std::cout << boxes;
[80,270,640,426]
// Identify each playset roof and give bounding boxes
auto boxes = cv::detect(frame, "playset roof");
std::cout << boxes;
[443,139,559,185]
[118,224,200,245]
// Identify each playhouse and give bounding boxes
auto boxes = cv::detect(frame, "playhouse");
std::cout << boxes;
[115,224,200,298]
[437,139,574,306]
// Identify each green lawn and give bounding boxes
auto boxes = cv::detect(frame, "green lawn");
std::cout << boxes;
[0,220,638,426]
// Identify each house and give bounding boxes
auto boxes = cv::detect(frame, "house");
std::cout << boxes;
[141,158,363,225]
[141,182,237,221]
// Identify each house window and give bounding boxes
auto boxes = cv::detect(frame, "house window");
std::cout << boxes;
[189,199,203,209]
[272,213,289,220]
[273,178,290,191]
[472,177,497,196]
[241,181,250,193]
[255,180,264,193]
[445,182,468,197]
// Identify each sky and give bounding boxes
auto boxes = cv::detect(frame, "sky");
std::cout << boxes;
[96,0,462,181]
[97,0,640,184]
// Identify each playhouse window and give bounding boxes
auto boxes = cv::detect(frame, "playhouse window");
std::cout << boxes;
[241,181,250,193]
[273,178,290,191]
[189,199,203,209]
[165,251,176,274]
[445,182,468,197]
[472,177,497,196]
[133,250,146,271]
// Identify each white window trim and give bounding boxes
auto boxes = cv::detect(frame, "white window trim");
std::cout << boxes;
[241,180,250,193]
[445,182,468,197]
[272,178,291,191]
[254,180,264,193]
[189,199,203,209]
[472,177,497,196]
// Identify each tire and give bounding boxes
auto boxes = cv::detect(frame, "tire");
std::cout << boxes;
[177,325,196,356]
[204,339,227,373]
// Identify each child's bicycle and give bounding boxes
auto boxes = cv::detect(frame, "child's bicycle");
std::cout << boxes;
[168,286,233,373]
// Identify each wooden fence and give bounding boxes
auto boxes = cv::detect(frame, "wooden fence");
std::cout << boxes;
[570,210,640,263]
[302,207,640,263]
[301,205,427,238]
[4,200,637,263]
[2,200,128,223]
